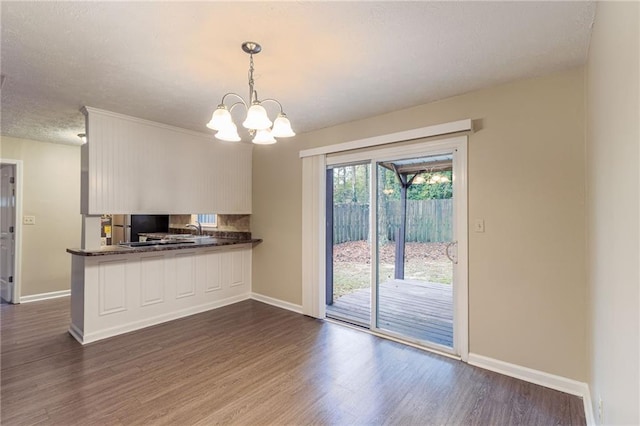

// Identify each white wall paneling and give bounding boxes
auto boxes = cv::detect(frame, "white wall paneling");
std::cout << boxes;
[81,107,253,214]
[69,244,252,344]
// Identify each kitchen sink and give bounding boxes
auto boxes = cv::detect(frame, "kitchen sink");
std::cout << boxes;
[164,234,214,241]
[119,240,195,248]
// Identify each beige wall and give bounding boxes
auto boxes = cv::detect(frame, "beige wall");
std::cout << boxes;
[586,2,639,424]
[0,136,81,297]
[253,68,587,381]
[252,138,303,303]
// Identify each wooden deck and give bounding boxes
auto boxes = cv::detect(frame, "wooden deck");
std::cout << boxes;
[326,279,453,347]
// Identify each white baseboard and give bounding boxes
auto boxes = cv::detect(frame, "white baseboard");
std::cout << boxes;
[68,323,84,344]
[250,292,303,314]
[468,353,594,425]
[582,384,595,426]
[70,293,251,345]
[20,290,70,303]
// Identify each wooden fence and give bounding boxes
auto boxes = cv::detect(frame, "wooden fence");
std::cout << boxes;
[333,199,453,244]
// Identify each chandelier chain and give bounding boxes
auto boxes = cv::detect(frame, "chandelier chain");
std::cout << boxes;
[248,54,255,103]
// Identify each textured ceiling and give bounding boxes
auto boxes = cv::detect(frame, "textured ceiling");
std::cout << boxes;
[1,1,595,146]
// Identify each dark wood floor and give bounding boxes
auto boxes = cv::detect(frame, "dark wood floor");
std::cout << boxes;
[1,298,585,425]
[327,279,453,347]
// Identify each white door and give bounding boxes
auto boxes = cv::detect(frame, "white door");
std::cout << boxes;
[1,164,17,303]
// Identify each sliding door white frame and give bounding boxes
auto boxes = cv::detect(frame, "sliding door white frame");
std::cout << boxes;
[301,119,471,360]
[326,136,469,359]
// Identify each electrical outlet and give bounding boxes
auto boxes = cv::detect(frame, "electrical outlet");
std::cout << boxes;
[474,219,485,233]
[598,397,603,422]
[23,215,36,225]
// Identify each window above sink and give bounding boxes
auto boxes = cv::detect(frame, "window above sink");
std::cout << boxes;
[193,214,217,228]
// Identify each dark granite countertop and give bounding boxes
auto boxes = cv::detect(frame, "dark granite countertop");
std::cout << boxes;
[165,229,253,240]
[67,237,262,257]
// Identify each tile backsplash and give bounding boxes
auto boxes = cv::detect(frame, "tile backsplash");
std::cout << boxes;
[217,215,250,232]
[169,214,250,232]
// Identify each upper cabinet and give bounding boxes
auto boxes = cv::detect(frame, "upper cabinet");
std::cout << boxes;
[81,107,252,215]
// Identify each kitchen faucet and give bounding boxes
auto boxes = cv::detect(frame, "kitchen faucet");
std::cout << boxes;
[186,222,202,236]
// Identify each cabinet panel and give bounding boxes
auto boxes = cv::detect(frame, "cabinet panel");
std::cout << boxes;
[175,252,196,299]
[98,259,127,315]
[204,250,222,292]
[229,250,244,287]
[140,255,165,306]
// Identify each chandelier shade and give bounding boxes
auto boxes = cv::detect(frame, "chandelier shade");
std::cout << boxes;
[271,113,295,138]
[215,122,241,142]
[252,129,277,145]
[206,105,232,131]
[206,42,294,144]
[242,103,272,130]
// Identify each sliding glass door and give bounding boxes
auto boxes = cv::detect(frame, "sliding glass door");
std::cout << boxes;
[325,163,371,327]
[324,138,466,355]
[375,155,454,348]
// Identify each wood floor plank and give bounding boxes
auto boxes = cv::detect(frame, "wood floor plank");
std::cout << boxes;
[1,298,585,425]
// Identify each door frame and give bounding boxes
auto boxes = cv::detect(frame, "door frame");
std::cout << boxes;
[325,136,468,359]
[301,119,472,359]
[0,159,23,304]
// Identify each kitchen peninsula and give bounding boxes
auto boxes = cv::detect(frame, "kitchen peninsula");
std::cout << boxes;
[67,236,261,344]
[73,107,257,344]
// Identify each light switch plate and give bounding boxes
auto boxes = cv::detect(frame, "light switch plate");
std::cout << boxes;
[474,219,485,233]
[23,215,36,225]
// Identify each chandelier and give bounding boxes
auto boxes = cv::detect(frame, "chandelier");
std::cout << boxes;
[206,41,295,144]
